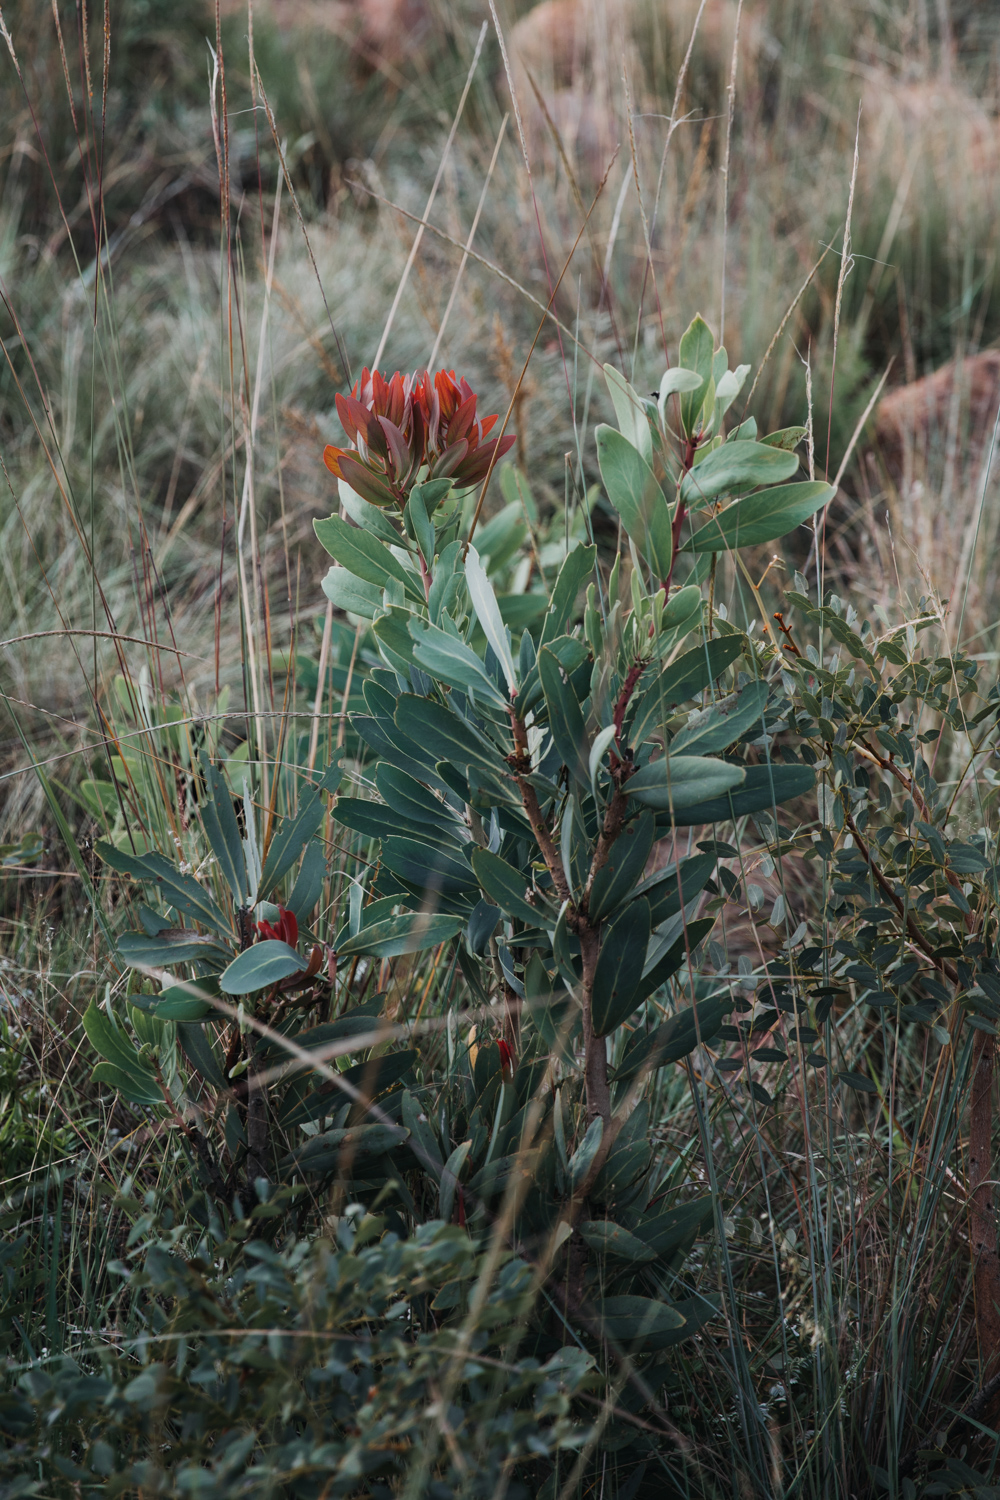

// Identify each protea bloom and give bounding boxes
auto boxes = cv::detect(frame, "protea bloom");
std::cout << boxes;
[256,906,299,947]
[324,368,515,509]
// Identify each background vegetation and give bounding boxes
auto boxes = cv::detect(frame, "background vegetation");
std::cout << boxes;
[3,0,1000,1495]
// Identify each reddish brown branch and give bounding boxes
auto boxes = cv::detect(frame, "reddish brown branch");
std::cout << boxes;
[507,708,571,905]
[613,662,645,745]
[844,810,958,986]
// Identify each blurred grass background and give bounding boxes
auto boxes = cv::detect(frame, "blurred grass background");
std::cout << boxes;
[4,0,999,844]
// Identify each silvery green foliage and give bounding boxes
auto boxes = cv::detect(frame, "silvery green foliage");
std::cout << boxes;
[68,318,836,1497]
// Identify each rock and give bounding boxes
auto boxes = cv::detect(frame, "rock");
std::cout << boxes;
[874,351,1000,480]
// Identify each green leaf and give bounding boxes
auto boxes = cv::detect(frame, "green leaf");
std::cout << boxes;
[712,362,750,427]
[465,545,518,696]
[761,425,807,451]
[393,695,506,777]
[625,755,745,811]
[519,632,591,715]
[656,366,703,428]
[670,680,769,755]
[405,484,436,565]
[474,501,526,572]
[665,762,815,826]
[321,565,383,619]
[612,994,730,1082]
[402,1088,445,1174]
[949,843,991,874]
[632,1198,715,1258]
[131,986,215,1022]
[287,841,326,921]
[178,1022,227,1088]
[375,765,464,835]
[428,539,462,623]
[409,619,508,709]
[647,1293,719,1346]
[578,1220,657,1263]
[680,440,798,504]
[381,836,474,897]
[837,1070,879,1095]
[314,513,424,602]
[685,480,835,552]
[541,543,597,646]
[632,918,715,1006]
[372,608,419,676]
[538,646,590,785]
[282,1123,409,1175]
[629,636,745,744]
[598,1295,686,1346]
[588,725,617,805]
[589,1099,652,1202]
[596,426,673,581]
[337,912,464,959]
[199,756,247,903]
[280,1053,418,1127]
[411,477,453,513]
[339,480,405,543]
[218,940,308,995]
[471,848,547,926]
[498,592,548,633]
[604,364,653,464]
[639,852,717,928]
[677,314,715,437]
[588,812,655,921]
[439,1140,472,1221]
[91,1061,163,1108]
[656,583,704,648]
[552,901,581,988]
[83,999,148,1075]
[97,842,231,938]
[353,715,449,790]
[592,899,651,1036]
[335,796,435,845]
[568,1116,604,1192]
[259,759,342,897]
[266,1006,388,1067]
[118,929,232,968]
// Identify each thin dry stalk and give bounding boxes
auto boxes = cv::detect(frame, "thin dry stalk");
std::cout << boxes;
[371,21,488,371]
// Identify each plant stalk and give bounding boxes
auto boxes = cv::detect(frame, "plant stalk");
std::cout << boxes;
[970,1030,1000,1380]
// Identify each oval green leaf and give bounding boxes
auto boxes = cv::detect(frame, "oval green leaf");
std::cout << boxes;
[596,425,673,581]
[471,847,548,926]
[666,762,815,826]
[680,440,799,504]
[578,1220,658,1263]
[684,480,835,553]
[219,940,308,995]
[625,755,745,811]
[337,912,464,960]
[592,898,651,1036]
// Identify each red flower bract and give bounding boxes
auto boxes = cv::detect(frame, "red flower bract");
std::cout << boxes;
[323,367,515,509]
[256,906,299,948]
[497,1037,516,1079]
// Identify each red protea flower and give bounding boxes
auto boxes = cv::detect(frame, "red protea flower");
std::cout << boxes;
[256,906,299,947]
[497,1037,516,1080]
[323,367,515,509]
